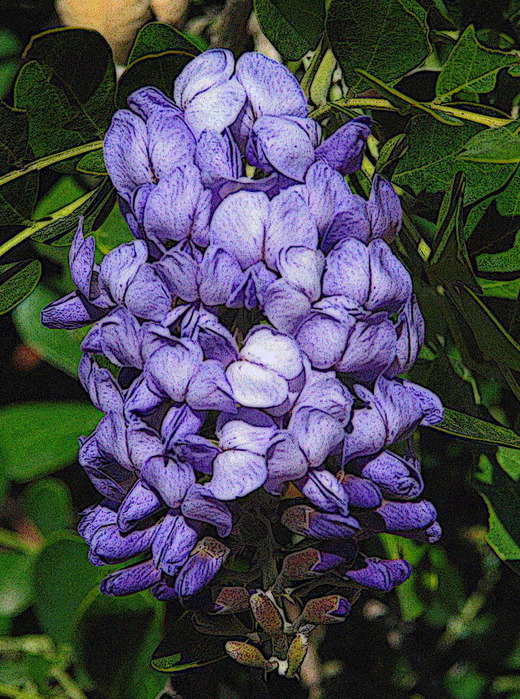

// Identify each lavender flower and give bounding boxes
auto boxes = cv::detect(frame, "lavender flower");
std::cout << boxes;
[42,48,444,670]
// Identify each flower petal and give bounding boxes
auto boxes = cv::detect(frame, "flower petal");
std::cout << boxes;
[208,450,267,500]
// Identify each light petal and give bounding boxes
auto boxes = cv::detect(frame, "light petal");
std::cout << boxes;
[174,49,235,108]
[151,513,198,576]
[277,246,324,302]
[265,188,318,270]
[210,190,268,269]
[104,110,152,202]
[208,450,267,500]
[236,52,308,119]
[241,325,303,381]
[290,406,345,468]
[226,361,288,409]
[184,79,246,138]
[264,279,312,333]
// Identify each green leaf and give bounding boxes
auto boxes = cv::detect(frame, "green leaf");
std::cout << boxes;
[117,51,194,109]
[392,116,516,204]
[375,133,409,176]
[459,124,520,163]
[327,0,429,91]
[76,589,165,699]
[0,551,33,616]
[436,25,518,101]
[477,232,520,274]
[476,454,520,574]
[76,148,107,175]
[31,178,116,246]
[254,0,325,60]
[13,283,88,376]
[128,21,201,63]
[23,478,73,537]
[480,278,520,299]
[34,533,101,645]
[0,259,41,314]
[14,28,115,170]
[428,172,481,291]
[0,402,101,481]
[449,285,520,372]
[380,534,426,621]
[152,611,226,673]
[431,408,520,449]
[0,30,21,99]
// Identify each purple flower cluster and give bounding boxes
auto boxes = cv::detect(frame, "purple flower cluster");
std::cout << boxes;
[42,50,443,609]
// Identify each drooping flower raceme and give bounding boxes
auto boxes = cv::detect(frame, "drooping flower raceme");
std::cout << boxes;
[42,49,443,675]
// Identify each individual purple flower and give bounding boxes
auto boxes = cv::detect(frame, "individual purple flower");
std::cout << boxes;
[224,325,305,415]
[42,225,171,329]
[342,377,444,463]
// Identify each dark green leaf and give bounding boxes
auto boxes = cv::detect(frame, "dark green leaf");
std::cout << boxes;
[327,0,429,91]
[0,259,41,315]
[254,0,325,60]
[117,51,194,109]
[12,283,88,376]
[128,21,201,63]
[476,453,520,574]
[14,28,115,169]
[23,478,73,537]
[34,533,101,645]
[477,232,520,274]
[449,285,520,372]
[76,590,165,699]
[431,408,520,449]
[392,116,516,204]
[0,551,33,616]
[0,401,101,481]
[436,25,518,101]
[152,611,226,673]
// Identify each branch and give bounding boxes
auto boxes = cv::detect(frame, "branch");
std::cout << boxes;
[211,0,253,56]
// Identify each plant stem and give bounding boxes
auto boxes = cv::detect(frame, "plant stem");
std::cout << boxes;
[0,684,44,699]
[309,98,513,128]
[0,189,95,259]
[0,141,103,189]
[50,668,88,699]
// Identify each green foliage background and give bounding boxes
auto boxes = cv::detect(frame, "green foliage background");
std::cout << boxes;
[0,0,519,697]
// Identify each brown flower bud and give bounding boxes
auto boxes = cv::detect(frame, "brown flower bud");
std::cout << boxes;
[249,590,284,635]
[225,641,278,672]
[213,586,250,614]
[285,632,308,679]
[300,596,351,625]
[281,548,345,581]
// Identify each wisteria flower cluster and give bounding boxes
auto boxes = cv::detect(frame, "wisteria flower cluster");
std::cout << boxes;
[42,49,443,676]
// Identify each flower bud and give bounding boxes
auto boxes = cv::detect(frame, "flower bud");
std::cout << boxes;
[281,548,344,581]
[213,586,250,614]
[282,505,360,539]
[225,641,278,672]
[285,632,308,678]
[249,590,284,635]
[300,595,351,625]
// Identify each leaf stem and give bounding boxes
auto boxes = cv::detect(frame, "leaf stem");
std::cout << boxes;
[0,189,95,259]
[0,141,103,189]
[309,98,513,128]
